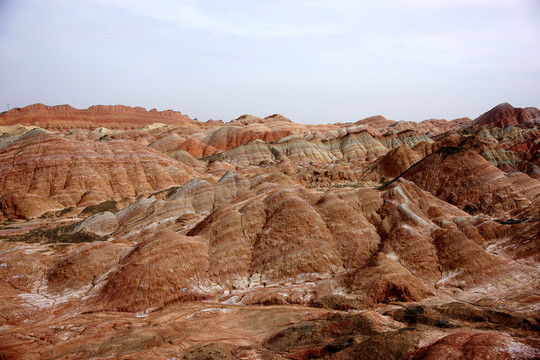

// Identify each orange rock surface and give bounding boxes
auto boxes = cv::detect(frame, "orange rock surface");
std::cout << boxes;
[1,102,539,359]
[0,132,199,218]
[468,102,540,128]
[0,103,194,130]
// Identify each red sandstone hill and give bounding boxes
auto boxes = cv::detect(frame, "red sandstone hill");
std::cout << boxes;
[355,115,396,128]
[0,132,201,218]
[467,102,540,128]
[0,103,196,130]
[401,146,540,215]
[1,102,540,359]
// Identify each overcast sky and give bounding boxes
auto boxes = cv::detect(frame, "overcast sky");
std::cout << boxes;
[0,0,539,124]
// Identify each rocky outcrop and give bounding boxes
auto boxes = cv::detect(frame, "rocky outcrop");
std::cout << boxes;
[213,130,389,167]
[66,176,533,314]
[0,132,200,218]
[103,171,251,243]
[186,183,380,289]
[229,113,293,125]
[0,103,196,130]
[200,124,294,152]
[89,229,212,312]
[45,241,129,294]
[408,331,540,360]
[467,102,540,128]
[1,102,539,359]
[177,137,220,158]
[340,253,432,306]
[356,115,396,128]
[356,116,471,135]
[401,146,540,215]
[362,144,422,182]
[379,130,433,149]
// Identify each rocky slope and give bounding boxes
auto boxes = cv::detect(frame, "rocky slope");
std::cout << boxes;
[0,102,539,359]
[0,132,201,219]
[467,102,540,128]
[401,146,540,215]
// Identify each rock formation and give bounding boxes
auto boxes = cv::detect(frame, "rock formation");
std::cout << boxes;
[0,103,194,130]
[467,102,540,128]
[401,146,540,215]
[361,144,423,181]
[1,102,539,359]
[0,132,200,219]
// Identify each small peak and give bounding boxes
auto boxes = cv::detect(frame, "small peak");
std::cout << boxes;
[263,114,292,122]
[355,115,395,128]
[495,102,513,109]
[218,170,239,182]
[206,119,224,125]
[469,102,535,128]
[229,114,264,125]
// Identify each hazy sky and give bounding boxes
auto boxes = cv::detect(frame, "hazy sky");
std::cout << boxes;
[0,0,539,124]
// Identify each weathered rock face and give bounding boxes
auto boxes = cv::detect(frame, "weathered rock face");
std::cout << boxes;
[340,253,433,306]
[379,130,433,149]
[105,171,251,243]
[401,146,540,215]
[67,175,535,315]
[1,102,540,359]
[356,115,396,128]
[0,247,50,295]
[356,115,471,135]
[0,103,194,130]
[314,193,380,268]
[68,179,391,308]
[45,241,129,295]
[186,183,380,289]
[376,178,523,294]
[200,123,295,152]
[412,131,462,158]
[213,130,389,167]
[176,137,220,158]
[0,132,200,218]
[88,229,212,312]
[229,113,293,126]
[468,102,540,128]
[0,126,46,152]
[164,114,343,159]
[0,193,64,220]
[362,144,422,182]
[407,331,540,360]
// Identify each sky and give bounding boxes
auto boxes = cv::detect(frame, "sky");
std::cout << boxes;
[0,0,539,124]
